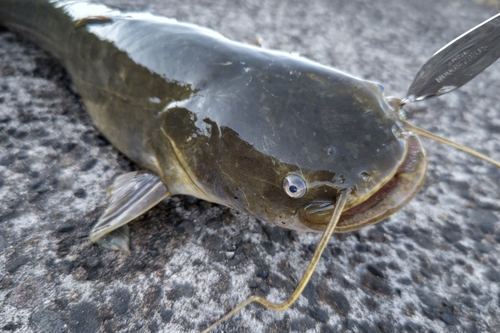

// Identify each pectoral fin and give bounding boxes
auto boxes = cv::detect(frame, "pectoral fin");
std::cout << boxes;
[95,225,131,253]
[89,171,169,251]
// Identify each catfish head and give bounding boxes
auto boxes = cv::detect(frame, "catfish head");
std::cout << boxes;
[154,51,428,232]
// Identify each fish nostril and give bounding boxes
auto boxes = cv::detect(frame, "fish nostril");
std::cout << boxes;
[367,80,385,94]
[375,82,385,93]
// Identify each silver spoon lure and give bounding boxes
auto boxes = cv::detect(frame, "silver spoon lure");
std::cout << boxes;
[204,12,500,333]
[404,12,500,104]
[396,13,500,169]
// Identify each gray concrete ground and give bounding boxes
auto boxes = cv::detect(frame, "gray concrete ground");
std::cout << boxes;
[2,0,500,332]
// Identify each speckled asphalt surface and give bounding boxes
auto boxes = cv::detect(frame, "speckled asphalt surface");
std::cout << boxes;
[2,0,500,332]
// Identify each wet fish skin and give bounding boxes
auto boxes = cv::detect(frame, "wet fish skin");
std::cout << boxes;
[0,0,425,241]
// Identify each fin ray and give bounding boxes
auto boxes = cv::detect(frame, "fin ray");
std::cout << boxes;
[95,225,130,253]
[89,171,169,243]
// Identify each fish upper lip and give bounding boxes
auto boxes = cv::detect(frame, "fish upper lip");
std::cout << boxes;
[335,134,427,232]
[295,134,427,232]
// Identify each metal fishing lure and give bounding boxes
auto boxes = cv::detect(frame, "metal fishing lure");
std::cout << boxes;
[1,1,499,331]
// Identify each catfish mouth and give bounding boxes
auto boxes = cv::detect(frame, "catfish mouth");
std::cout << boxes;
[299,134,427,232]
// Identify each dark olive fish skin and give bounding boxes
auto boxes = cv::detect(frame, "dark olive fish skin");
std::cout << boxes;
[0,0,425,235]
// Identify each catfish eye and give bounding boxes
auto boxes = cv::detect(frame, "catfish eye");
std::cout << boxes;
[283,175,307,198]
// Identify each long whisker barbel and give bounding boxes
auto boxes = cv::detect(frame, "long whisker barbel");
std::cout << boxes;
[203,12,500,332]
[3,2,500,333]
[201,192,350,333]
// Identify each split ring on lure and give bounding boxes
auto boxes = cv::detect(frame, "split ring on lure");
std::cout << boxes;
[1,1,500,332]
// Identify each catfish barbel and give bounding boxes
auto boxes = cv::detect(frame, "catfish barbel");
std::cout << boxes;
[1,1,499,332]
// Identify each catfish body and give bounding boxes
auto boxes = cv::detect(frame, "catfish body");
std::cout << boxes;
[0,0,426,241]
